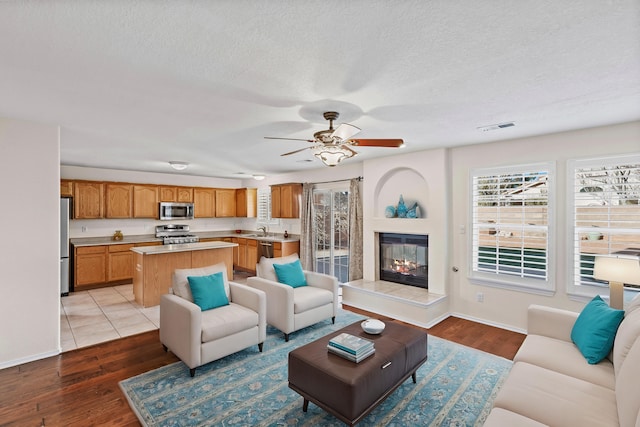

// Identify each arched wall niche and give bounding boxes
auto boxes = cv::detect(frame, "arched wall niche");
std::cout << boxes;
[374,167,429,218]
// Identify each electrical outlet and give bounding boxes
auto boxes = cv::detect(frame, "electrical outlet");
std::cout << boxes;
[81,226,88,233]
[476,292,484,303]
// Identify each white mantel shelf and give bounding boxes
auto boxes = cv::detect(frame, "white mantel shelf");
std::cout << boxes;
[131,241,237,255]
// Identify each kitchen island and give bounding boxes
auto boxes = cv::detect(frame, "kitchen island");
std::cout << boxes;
[131,241,237,307]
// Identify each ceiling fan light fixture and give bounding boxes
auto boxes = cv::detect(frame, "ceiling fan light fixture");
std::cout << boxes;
[169,161,189,171]
[313,146,355,167]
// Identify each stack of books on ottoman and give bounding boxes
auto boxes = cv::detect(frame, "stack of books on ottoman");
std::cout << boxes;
[328,333,375,363]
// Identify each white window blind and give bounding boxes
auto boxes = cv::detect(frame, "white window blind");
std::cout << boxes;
[256,187,272,223]
[470,163,554,293]
[569,156,640,293]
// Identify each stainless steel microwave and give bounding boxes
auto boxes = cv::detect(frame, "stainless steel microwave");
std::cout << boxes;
[159,202,194,220]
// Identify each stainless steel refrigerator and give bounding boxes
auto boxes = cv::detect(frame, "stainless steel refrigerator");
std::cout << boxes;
[61,198,71,296]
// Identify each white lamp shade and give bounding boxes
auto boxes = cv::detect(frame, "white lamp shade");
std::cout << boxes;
[593,255,640,285]
[313,146,355,167]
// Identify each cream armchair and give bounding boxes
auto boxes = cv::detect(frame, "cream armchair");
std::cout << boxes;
[246,254,339,341]
[160,263,266,377]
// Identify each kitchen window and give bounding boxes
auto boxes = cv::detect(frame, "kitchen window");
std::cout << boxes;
[469,162,555,294]
[567,155,640,299]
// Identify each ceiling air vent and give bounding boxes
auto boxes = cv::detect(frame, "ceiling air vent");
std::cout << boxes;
[477,122,515,132]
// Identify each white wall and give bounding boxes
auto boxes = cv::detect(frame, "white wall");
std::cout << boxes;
[449,121,640,331]
[0,117,60,368]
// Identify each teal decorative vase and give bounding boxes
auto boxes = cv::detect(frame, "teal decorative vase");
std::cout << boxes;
[397,195,407,218]
[384,205,396,218]
[407,202,418,218]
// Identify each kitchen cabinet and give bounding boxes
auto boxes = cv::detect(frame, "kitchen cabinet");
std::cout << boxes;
[133,185,158,218]
[215,189,237,217]
[107,244,134,282]
[159,186,193,203]
[271,183,302,218]
[234,238,258,273]
[194,187,216,218]
[273,241,300,258]
[177,187,193,202]
[60,180,73,197]
[236,188,257,217]
[74,181,104,219]
[105,183,133,218]
[75,245,107,288]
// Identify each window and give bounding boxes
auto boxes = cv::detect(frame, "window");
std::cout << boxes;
[470,163,555,294]
[256,187,278,225]
[568,155,640,298]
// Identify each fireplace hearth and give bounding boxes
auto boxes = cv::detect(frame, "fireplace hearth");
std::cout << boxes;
[379,233,428,289]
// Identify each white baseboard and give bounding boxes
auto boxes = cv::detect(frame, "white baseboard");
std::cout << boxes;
[0,348,60,371]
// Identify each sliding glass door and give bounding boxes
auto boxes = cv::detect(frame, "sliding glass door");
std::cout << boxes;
[313,187,349,283]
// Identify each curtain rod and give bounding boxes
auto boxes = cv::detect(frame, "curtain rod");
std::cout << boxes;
[309,176,363,185]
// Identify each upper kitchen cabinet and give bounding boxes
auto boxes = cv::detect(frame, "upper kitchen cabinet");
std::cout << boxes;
[215,189,236,217]
[159,186,193,203]
[236,188,257,218]
[271,183,302,218]
[105,183,133,218]
[194,187,216,218]
[60,180,73,197]
[133,185,158,218]
[74,181,104,219]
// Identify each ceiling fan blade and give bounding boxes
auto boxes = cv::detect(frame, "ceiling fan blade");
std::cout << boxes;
[331,123,361,141]
[265,136,315,142]
[281,147,311,156]
[349,138,404,148]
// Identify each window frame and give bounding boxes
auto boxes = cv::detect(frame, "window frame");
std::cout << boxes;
[566,154,640,301]
[468,162,556,295]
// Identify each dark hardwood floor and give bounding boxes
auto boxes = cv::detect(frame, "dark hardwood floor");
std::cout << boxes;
[0,307,524,426]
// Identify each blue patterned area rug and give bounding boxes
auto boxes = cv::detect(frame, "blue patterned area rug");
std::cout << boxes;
[119,310,511,426]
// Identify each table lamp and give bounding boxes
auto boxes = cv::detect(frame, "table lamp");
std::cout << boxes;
[593,252,640,310]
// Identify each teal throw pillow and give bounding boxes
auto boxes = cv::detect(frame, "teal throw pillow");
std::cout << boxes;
[273,259,307,288]
[571,295,624,364]
[187,272,229,311]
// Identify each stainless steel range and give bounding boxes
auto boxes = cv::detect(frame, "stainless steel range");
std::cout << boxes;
[155,224,200,245]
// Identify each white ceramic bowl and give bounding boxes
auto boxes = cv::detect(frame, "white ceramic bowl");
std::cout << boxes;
[361,319,385,335]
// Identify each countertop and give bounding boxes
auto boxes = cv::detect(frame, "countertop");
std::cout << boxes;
[70,230,300,247]
[131,240,238,255]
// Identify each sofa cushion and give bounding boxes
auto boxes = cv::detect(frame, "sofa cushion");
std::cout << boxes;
[483,408,548,427]
[625,291,640,314]
[188,272,229,311]
[273,259,307,288]
[173,262,230,302]
[256,254,300,282]
[514,334,615,389]
[493,362,618,427]
[613,307,640,377]
[293,286,333,313]
[571,295,624,364]
[200,302,259,343]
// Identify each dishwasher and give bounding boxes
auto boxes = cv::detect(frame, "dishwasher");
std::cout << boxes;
[258,240,274,258]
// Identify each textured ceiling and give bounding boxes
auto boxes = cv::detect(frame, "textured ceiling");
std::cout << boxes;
[1,1,639,179]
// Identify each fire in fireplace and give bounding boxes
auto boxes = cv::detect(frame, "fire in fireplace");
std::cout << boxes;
[379,233,428,289]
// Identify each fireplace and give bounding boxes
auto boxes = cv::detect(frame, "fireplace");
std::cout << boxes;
[379,233,428,289]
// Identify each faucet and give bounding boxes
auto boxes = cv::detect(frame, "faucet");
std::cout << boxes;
[258,226,268,236]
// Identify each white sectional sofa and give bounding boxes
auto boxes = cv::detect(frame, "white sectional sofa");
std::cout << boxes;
[485,294,640,427]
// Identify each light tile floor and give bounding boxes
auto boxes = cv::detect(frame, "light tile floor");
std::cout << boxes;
[60,284,159,352]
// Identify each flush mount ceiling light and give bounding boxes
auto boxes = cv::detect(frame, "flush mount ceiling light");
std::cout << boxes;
[169,161,189,171]
[313,145,357,167]
[253,174,266,180]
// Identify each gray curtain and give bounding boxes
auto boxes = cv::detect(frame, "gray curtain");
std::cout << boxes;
[300,182,315,271]
[348,178,363,280]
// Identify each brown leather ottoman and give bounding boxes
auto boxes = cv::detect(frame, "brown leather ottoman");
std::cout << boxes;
[288,321,428,426]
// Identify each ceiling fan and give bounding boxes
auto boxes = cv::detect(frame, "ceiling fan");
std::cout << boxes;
[265,111,404,167]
